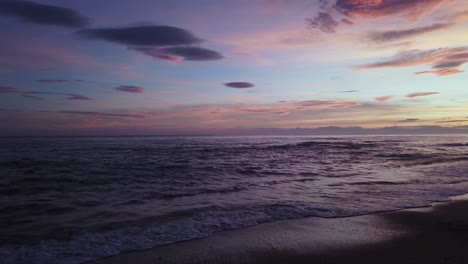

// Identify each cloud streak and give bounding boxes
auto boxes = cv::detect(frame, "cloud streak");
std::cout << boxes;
[115,86,145,93]
[375,96,393,102]
[224,82,255,89]
[355,47,468,76]
[131,46,223,61]
[37,79,68,83]
[58,111,145,118]
[334,0,453,20]
[0,86,19,93]
[398,118,420,123]
[0,0,89,28]
[367,23,452,42]
[405,92,439,98]
[22,91,92,100]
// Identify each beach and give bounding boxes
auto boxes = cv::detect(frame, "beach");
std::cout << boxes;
[90,194,468,264]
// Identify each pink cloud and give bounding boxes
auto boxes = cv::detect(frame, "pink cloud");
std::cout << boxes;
[375,95,393,102]
[414,68,463,76]
[355,47,468,76]
[334,0,453,20]
[309,0,454,33]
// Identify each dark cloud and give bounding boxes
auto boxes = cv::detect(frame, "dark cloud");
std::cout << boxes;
[340,90,357,93]
[368,23,452,42]
[0,0,89,28]
[340,18,353,25]
[57,111,145,118]
[224,82,255,89]
[1,85,92,100]
[306,12,340,33]
[0,108,22,112]
[375,95,393,102]
[21,91,92,100]
[132,46,223,61]
[405,92,439,98]
[398,118,419,123]
[79,25,202,46]
[21,93,41,100]
[115,86,144,93]
[65,94,92,100]
[355,47,468,76]
[37,79,68,83]
[432,60,467,69]
[0,86,18,93]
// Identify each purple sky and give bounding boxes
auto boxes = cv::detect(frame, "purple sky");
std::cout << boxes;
[1,0,468,135]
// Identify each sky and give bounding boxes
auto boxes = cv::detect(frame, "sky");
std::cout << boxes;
[0,0,467,136]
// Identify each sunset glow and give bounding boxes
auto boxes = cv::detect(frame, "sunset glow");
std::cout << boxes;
[1,0,467,135]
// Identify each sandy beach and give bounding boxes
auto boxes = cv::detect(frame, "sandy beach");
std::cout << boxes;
[89,194,468,264]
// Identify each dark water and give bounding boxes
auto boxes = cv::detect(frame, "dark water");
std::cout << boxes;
[1,135,468,263]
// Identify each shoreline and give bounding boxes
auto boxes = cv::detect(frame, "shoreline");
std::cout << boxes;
[89,194,468,264]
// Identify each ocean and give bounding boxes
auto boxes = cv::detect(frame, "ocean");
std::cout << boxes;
[1,135,468,264]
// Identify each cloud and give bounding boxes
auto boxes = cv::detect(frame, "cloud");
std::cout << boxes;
[297,99,360,108]
[414,68,463,76]
[308,0,453,33]
[224,82,255,88]
[57,111,145,118]
[355,47,468,76]
[115,86,145,93]
[398,118,420,122]
[65,94,92,100]
[1,85,92,100]
[334,0,453,20]
[367,23,452,42]
[80,25,223,62]
[435,119,468,123]
[0,85,18,93]
[233,98,361,116]
[131,46,223,61]
[21,91,92,100]
[341,90,358,93]
[20,92,41,99]
[37,79,68,83]
[405,92,439,98]
[0,0,89,28]
[79,25,202,46]
[0,108,22,112]
[307,12,341,33]
[375,95,393,102]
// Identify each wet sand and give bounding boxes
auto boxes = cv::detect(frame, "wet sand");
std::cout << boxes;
[90,195,468,264]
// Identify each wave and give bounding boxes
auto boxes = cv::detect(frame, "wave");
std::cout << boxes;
[0,203,354,264]
[3,187,468,264]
